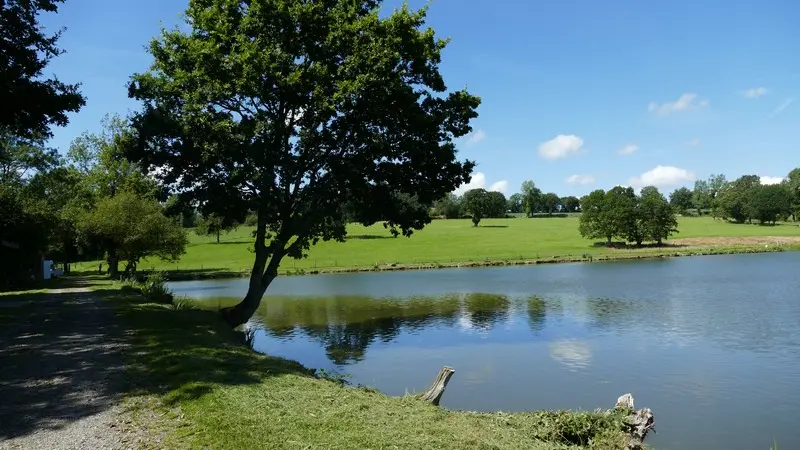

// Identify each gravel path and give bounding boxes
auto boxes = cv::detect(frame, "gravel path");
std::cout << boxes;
[0,287,137,450]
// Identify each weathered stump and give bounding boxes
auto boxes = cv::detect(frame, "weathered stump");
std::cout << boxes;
[420,366,455,406]
[614,393,655,450]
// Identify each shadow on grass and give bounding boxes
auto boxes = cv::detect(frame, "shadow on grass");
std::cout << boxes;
[345,234,394,240]
[0,282,310,441]
[590,241,689,249]
[477,225,509,228]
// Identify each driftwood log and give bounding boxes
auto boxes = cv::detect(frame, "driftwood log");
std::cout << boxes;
[419,366,455,406]
[615,393,655,450]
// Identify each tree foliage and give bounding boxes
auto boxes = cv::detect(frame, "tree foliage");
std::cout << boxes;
[462,188,488,226]
[579,186,677,246]
[560,196,580,213]
[78,192,187,274]
[432,193,462,219]
[751,184,793,225]
[0,0,85,139]
[507,193,523,214]
[669,187,693,214]
[540,192,560,215]
[195,213,239,243]
[716,175,761,223]
[127,0,480,326]
[520,180,542,217]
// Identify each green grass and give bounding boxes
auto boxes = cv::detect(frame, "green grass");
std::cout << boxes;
[1,279,640,449]
[72,216,800,275]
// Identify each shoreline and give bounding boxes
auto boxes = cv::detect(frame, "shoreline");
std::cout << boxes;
[162,244,796,281]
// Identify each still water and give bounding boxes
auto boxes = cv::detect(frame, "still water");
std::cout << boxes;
[170,252,800,449]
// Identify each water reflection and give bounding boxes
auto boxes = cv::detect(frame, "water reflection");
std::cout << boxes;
[548,339,592,371]
[247,293,546,365]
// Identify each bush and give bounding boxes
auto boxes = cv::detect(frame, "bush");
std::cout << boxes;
[244,213,258,226]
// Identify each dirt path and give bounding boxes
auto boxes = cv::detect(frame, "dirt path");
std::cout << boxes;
[0,287,137,450]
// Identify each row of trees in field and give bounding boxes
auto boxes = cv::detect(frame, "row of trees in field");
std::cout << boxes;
[579,186,677,246]
[430,181,582,226]
[668,172,800,224]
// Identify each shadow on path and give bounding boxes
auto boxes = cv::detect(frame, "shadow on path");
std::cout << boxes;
[0,287,128,444]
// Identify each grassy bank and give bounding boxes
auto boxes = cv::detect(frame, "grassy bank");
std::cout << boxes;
[0,279,643,449]
[72,216,800,277]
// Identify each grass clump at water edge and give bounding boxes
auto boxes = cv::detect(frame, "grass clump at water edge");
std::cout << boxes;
[115,292,638,449]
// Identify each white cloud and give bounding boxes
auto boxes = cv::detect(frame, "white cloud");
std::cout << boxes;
[464,129,487,146]
[647,93,708,116]
[628,165,696,188]
[489,180,509,194]
[565,174,596,185]
[538,134,584,160]
[453,172,508,196]
[618,144,639,155]
[760,176,785,185]
[767,98,794,119]
[743,87,768,99]
[684,138,701,147]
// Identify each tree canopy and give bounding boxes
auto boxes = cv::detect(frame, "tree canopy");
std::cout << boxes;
[127,0,480,326]
[579,186,677,246]
[0,0,85,139]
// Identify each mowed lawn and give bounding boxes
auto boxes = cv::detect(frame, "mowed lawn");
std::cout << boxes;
[75,216,800,273]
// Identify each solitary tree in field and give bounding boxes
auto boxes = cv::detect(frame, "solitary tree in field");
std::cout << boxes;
[520,180,542,216]
[195,213,238,244]
[639,186,677,245]
[462,188,490,226]
[127,0,480,327]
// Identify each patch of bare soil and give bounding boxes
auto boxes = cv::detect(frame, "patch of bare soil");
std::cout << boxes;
[671,236,800,247]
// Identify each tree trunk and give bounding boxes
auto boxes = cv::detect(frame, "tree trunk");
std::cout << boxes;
[420,366,455,406]
[606,236,612,246]
[220,217,285,328]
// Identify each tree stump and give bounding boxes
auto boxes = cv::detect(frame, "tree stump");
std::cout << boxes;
[420,366,455,406]
[614,393,655,450]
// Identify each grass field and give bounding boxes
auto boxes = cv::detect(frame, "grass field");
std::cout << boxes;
[74,216,800,276]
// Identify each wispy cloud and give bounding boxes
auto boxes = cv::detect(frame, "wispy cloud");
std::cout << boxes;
[684,138,701,147]
[618,144,639,155]
[538,134,584,160]
[565,174,596,185]
[767,98,794,119]
[742,87,768,99]
[648,93,709,116]
[464,129,487,146]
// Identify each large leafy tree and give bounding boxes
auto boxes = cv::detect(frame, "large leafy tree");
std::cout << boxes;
[127,0,479,326]
[751,184,793,225]
[195,213,239,244]
[0,0,85,139]
[785,168,800,221]
[717,175,760,223]
[578,189,614,245]
[78,192,188,275]
[520,180,542,216]
[485,190,507,218]
[669,186,693,214]
[462,188,490,226]
[560,195,580,213]
[507,193,523,214]
[639,186,677,245]
[540,192,560,215]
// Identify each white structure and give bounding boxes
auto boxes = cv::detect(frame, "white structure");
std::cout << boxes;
[42,260,53,280]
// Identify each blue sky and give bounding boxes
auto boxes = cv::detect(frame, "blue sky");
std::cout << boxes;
[40,0,799,197]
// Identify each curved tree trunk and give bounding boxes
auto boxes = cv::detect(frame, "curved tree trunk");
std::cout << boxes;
[220,217,285,328]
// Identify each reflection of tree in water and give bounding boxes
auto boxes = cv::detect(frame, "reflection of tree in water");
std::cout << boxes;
[257,293,515,365]
[464,293,511,331]
[527,296,547,332]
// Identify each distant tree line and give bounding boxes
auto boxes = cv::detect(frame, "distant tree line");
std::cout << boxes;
[669,170,800,225]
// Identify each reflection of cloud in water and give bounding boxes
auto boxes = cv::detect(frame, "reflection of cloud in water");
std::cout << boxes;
[549,339,592,371]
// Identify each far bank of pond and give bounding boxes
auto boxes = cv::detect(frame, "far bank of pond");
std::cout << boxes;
[170,251,800,450]
[163,240,797,281]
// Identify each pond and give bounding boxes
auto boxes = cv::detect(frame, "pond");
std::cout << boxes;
[170,252,800,450]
